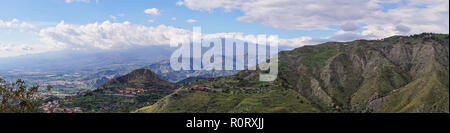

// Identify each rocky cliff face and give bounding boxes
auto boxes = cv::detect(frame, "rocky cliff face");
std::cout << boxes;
[278,33,449,112]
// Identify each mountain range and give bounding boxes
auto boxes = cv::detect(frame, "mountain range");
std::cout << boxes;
[136,33,449,113]
[0,45,175,93]
[56,33,448,113]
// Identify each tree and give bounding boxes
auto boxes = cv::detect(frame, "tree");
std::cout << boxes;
[0,78,51,113]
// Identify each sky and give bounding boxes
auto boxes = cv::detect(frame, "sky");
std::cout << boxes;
[0,0,449,57]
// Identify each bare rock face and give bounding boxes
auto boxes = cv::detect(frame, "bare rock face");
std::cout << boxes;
[276,33,449,112]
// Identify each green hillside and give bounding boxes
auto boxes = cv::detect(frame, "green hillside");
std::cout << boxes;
[137,33,449,113]
[60,69,178,113]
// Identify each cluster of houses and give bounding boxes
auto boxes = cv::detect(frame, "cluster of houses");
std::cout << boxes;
[185,81,278,94]
[189,85,208,91]
[35,92,77,97]
[114,88,147,95]
[183,81,278,94]
[187,85,226,92]
[41,100,82,113]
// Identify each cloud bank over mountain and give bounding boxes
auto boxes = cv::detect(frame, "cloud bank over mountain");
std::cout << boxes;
[0,0,448,57]
[178,0,449,39]
[1,19,313,57]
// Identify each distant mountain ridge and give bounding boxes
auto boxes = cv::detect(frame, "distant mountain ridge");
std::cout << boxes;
[0,45,175,93]
[145,59,240,83]
[144,39,292,83]
[137,33,449,113]
[0,45,174,72]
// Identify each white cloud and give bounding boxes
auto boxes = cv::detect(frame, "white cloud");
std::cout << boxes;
[0,42,61,58]
[370,0,449,34]
[171,17,177,21]
[144,8,161,16]
[279,36,313,47]
[37,20,310,51]
[186,19,197,23]
[176,1,184,6]
[39,21,191,50]
[178,0,449,40]
[110,13,125,21]
[147,19,155,23]
[198,32,313,47]
[179,0,380,29]
[0,19,52,57]
[0,18,34,29]
[341,23,361,32]
[177,0,246,12]
[361,24,401,39]
[1,18,313,57]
